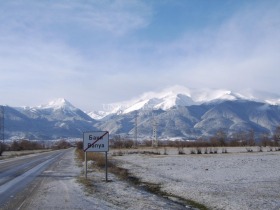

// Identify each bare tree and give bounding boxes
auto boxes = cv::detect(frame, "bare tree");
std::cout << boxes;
[0,142,5,156]
[247,129,255,146]
[273,126,280,146]
[260,133,271,147]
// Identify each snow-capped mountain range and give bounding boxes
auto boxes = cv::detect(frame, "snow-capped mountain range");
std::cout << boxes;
[88,86,280,119]
[2,86,280,140]
[37,98,77,111]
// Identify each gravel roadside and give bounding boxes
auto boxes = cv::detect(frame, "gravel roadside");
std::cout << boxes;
[19,148,189,210]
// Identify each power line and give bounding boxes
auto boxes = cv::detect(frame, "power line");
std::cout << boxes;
[0,106,4,142]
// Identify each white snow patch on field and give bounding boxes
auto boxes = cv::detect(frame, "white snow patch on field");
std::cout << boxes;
[113,148,280,210]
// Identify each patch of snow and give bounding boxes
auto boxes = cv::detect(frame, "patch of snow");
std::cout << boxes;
[114,147,280,210]
[265,98,280,105]
[87,110,109,120]
[38,98,77,111]
[123,99,150,114]
[190,88,238,103]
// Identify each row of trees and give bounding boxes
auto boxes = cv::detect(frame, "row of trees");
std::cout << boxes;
[110,127,280,149]
[0,139,72,156]
[1,127,280,154]
[9,140,45,151]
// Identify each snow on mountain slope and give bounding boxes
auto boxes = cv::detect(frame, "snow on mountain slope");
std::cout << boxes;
[89,86,280,120]
[95,86,245,117]
[265,98,280,105]
[87,111,109,120]
[7,98,96,140]
[103,86,194,115]
[37,98,77,111]
[18,98,94,123]
[190,89,240,102]
[4,92,280,140]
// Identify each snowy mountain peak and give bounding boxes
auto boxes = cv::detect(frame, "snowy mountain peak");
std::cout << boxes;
[38,98,77,110]
[88,86,280,119]
[112,86,242,114]
[192,89,238,103]
[103,86,194,115]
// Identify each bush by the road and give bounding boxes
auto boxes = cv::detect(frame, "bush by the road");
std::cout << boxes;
[52,140,72,150]
[9,140,44,151]
[0,141,6,156]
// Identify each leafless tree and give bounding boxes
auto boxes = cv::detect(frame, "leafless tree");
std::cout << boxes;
[0,142,5,156]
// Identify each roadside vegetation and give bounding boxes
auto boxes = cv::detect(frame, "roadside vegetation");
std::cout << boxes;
[75,142,208,210]
[109,127,280,156]
[0,141,5,156]
[0,139,72,158]
[74,127,280,210]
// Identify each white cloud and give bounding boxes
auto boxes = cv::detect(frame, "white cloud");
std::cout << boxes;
[0,0,279,110]
[0,0,152,37]
[151,2,280,92]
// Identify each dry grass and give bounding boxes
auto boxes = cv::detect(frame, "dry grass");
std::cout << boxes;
[75,176,96,196]
[76,149,107,167]
[75,148,127,178]
[0,149,52,160]
[75,148,208,210]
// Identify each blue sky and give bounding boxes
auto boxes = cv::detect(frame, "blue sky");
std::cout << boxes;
[0,0,279,110]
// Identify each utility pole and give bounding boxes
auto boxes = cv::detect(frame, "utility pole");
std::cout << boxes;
[152,116,158,147]
[134,111,138,148]
[0,106,4,155]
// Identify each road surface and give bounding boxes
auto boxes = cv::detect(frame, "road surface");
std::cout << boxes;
[0,149,69,209]
[0,148,189,210]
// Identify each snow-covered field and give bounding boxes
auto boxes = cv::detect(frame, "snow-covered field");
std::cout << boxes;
[113,147,280,210]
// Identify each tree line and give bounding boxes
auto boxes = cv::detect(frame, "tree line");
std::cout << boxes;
[110,127,280,149]
[1,126,280,155]
[0,139,72,156]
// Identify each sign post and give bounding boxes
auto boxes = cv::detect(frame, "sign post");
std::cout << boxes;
[83,131,109,181]
[85,151,87,179]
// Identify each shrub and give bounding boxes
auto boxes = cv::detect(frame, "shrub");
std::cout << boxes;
[0,142,6,156]
[163,147,168,155]
[213,148,218,154]
[190,149,196,154]
[112,150,124,156]
[76,141,83,150]
[178,147,185,155]
[267,147,273,152]
[204,148,208,154]
[196,147,202,154]
[53,140,71,149]
[10,140,44,151]
[246,148,253,152]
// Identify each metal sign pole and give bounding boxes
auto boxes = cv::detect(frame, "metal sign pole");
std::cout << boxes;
[85,152,87,179]
[105,152,108,182]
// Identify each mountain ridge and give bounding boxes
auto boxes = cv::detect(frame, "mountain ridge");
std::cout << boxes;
[89,86,280,119]
[2,87,280,140]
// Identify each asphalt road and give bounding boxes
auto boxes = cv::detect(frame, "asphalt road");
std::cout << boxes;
[0,149,71,209]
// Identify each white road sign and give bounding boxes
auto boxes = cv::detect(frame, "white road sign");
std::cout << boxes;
[83,131,109,152]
